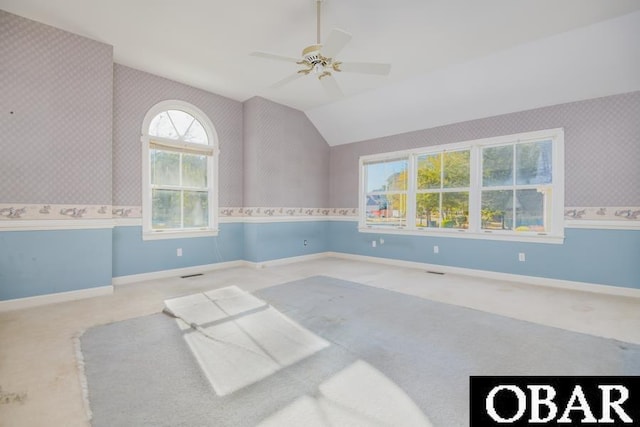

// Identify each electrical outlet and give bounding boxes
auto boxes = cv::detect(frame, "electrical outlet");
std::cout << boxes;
[303,239,308,246]
[177,248,183,257]
[433,245,439,254]
[518,252,525,262]
[372,240,377,248]
[379,238,384,245]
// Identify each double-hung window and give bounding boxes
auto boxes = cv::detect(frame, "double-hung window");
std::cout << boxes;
[481,139,554,233]
[141,101,219,240]
[416,149,470,230]
[359,129,564,243]
[362,158,409,227]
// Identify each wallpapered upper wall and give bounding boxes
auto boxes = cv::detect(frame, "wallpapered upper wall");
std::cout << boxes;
[112,64,244,207]
[329,91,640,208]
[243,97,330,208]
[0,11,113,205]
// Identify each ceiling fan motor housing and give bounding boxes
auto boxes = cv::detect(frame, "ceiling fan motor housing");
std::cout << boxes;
[301,44,339,77]
[302,44,327,65]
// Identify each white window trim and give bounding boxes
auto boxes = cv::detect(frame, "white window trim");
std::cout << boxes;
[358,128,565,244]
[141,100,220,240]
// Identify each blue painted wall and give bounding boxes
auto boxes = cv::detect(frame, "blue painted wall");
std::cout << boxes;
[0,221,331,301]
[2,220,637,301]
[112,223,244,278]
[243,221,330,263]
[0,228,113,300]
[329,221,640,289]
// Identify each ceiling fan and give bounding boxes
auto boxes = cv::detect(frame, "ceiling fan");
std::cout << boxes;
[250,0,391,99]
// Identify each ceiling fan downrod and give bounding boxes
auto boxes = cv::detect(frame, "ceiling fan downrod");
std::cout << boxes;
[316,0,322,44]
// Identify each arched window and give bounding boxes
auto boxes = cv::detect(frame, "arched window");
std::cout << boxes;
[141,100,218,239]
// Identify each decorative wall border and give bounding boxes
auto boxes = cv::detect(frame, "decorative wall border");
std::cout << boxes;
[2,204,639,230]
[0,203,112,220]
[111,205,142,218]
[0,204,358,221]
[219,207,358,219]
[564,207,640,221]
[563,206,640,230]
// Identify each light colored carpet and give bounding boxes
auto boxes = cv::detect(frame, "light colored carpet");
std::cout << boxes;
[163,286,330,397]
[80,276,640,427]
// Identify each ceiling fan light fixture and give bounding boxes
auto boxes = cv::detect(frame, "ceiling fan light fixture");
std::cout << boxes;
[250,0,391,98]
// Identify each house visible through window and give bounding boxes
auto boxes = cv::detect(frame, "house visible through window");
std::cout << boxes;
[363,158,408,227]
[141,101,218,240]
[359,129,564,243]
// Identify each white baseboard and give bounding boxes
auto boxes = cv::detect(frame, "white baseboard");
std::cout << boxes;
[326,252,640,299]
[246,252,331,269]
[112,253,330,286]
[0,285,113,312]
[5,251,637,311]
[112,260,247,286]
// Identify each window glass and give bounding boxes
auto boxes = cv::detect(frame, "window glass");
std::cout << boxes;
[443,151,470,188]
[417,154,441,190]
[366,193,407,227]
[183,120,208,144]
[442,192,469,229]
[415,149,470,230]
[167,110,195,136]
[183,191,209,228]
[150,150,180,186]
[516,140,552,185]
[152,189,181,229]
[483,145,513,187]
[481,190,514,231]
[182,154,207,188]
[149,112,178,139]
[416,193,439,227]
[366,159,408,192]
[514,189,546,231]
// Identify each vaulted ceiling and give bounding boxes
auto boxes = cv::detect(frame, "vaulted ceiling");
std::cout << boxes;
[2,0,640,145]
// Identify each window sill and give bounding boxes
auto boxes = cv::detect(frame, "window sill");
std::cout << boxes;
[142,229,219,240]
[358,226,564,244]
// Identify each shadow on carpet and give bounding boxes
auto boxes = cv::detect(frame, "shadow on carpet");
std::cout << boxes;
[80,276,640,427]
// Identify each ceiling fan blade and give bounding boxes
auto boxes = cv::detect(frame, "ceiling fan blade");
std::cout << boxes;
[250,51,300,63]
[338,62,391,76]
[319,74,343,99]
[271,73,304,88]
[322,29,352,59]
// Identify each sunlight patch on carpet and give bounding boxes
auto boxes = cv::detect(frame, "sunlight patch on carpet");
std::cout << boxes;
[164,286,330,396]
[258,360,432,427]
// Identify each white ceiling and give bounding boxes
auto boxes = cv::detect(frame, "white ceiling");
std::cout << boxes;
[2,0,640,145]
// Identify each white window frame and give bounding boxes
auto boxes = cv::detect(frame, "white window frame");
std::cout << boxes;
[141,100,219,240]
[358,128,565,244]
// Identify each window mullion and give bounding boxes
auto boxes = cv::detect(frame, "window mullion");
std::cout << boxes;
[439,153,444,228]
[512,144,517,231]
[469,145,480,233]
[359,159,366,227]
[406,154,417,230]
[179,153,184,229]
[166,113,181,139]
[143,141,152,232]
